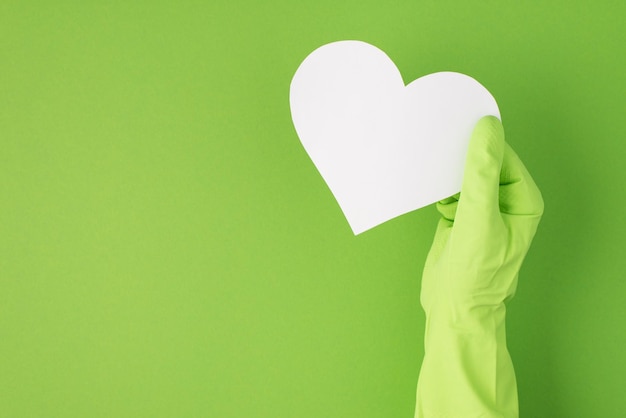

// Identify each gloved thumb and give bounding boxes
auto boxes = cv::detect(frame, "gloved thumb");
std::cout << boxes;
[455,115,505,228]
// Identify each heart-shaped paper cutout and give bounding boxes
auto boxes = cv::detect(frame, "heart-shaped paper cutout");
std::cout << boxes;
[290,40,500,234]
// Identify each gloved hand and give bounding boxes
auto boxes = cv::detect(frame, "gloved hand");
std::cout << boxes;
[414,116,544,418]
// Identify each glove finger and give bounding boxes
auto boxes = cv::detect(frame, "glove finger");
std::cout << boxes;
[455,116,505,229]
[436,193,459,222]
[499,143,544,216]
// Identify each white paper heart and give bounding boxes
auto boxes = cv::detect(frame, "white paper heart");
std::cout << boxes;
[289,40,500,235]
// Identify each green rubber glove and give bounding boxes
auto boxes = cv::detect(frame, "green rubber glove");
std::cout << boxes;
[414,116,544,418]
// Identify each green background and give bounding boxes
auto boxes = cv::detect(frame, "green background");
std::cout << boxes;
[2,1,625,417]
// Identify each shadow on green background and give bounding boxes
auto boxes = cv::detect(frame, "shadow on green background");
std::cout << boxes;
[2,1,625,417]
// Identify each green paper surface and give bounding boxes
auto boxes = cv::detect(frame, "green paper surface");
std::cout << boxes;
[2,1,626,417]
